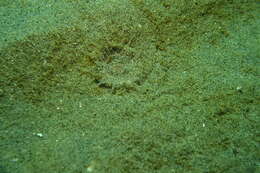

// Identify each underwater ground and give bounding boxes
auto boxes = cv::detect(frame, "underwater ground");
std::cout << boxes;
[0,0,259,172]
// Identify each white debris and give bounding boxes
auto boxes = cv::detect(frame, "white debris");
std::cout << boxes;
[33,133,43,137]
[236,86,242,92]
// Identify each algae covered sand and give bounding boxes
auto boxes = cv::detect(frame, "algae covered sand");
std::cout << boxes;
[0,0,259,172]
